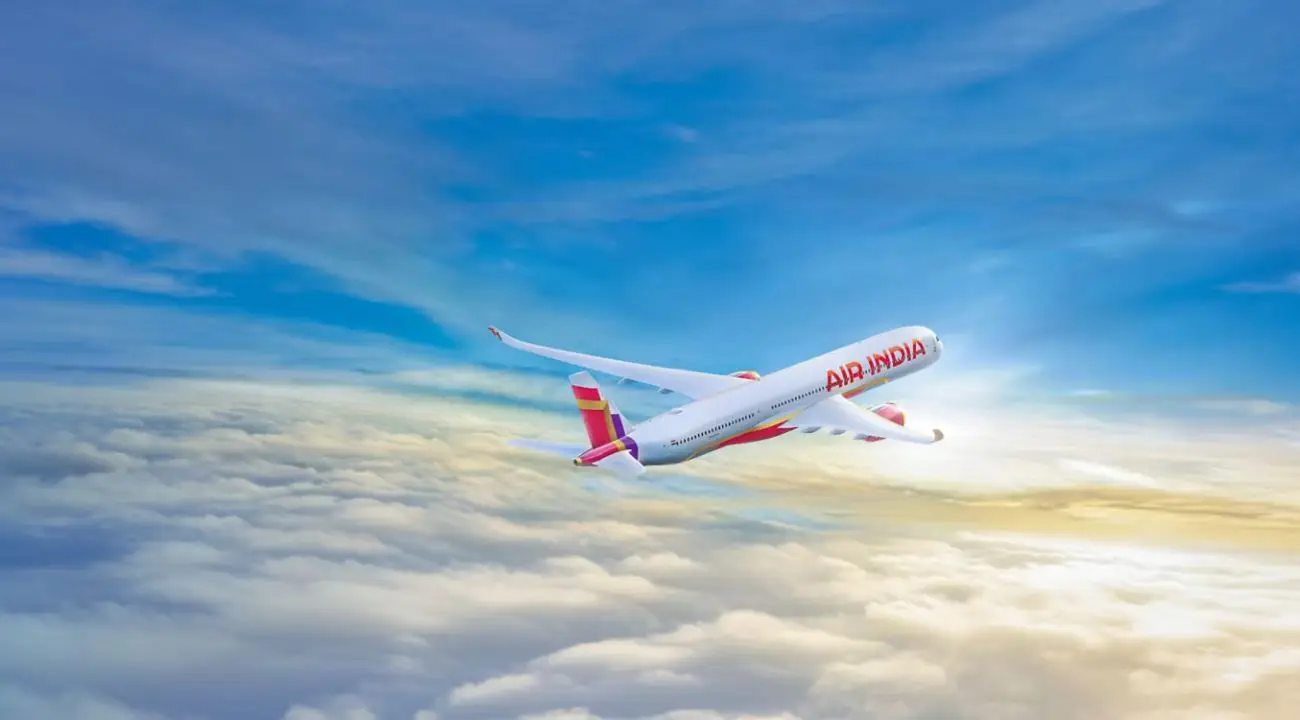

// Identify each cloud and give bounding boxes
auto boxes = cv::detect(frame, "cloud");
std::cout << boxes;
[2,1,889,338]
[1057,458,1163,489]
[5,2,1299,717]
[1196,399,1291,416]
[0,296,448,382]
[4,0,1288,359]
[0,244,209,296]
[450,673,542,706]
[2,372,1299,719]
[0,432,137,482]
[282,695,380,720]
[442,533,1300,719]
[1222,272,1300,294]
[850,0,1170,95]
[0,685,170,720]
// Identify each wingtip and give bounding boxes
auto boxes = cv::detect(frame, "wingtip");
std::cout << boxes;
[488,326,503,342]
[933,428,945,442]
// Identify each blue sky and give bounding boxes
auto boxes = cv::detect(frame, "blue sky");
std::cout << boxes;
[7,5,1300,719]
[2,0,1298,402]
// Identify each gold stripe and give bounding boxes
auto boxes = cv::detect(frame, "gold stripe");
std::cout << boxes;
[603,410,618,443]
[576,399,609,411]
[685,445,714,460]
[754,412,798,430]
[843,377,890,399]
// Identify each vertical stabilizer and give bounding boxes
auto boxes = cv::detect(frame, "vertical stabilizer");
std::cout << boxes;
[570,371,619,448]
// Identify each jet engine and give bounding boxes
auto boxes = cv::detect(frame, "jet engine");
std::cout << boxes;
[860,401,905,442]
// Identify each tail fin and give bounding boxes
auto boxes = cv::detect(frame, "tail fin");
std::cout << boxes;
[569,371,627,448]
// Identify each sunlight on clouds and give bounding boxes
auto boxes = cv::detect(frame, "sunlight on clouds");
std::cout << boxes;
[1057,458,1163,488]
[1,374,1299,719]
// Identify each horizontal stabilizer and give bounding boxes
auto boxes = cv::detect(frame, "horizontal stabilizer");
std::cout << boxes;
[585,449,645,478]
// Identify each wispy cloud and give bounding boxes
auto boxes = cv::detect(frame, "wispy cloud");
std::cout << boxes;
[3,0,1296,366]
[0,245,208,296]
[0,296,443,382]
[1223,272,1300,294]
[1196,398,1291,416]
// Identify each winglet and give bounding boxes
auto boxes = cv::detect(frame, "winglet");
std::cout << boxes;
[488,326,503,342]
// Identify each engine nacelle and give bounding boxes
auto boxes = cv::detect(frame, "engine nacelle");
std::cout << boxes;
[730,370,761,381]
[861,401,905,442]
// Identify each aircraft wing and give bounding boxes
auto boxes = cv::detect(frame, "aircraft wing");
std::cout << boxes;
[790,396,945,444]
[489,326,748,400]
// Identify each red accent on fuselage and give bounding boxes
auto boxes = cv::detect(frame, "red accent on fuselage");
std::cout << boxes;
[577,443,618,464]
[718,423,797,447]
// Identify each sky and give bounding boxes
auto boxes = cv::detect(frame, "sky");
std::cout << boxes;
[2,1,1300,719]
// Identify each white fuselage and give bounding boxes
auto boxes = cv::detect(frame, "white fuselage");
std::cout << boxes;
[627,326,943,465]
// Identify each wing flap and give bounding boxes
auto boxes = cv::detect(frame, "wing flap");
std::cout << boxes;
[489,326,746,400]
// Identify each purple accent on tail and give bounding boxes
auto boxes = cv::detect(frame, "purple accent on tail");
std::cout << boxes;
[622,435,639,460]
[611,411,626,438]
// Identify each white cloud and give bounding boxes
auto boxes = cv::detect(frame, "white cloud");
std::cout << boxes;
[450,673,542,706]
[1058,459,1163,489]
[0,244,208,296]
[1,374,1299,719]
[1195,399,1290,416]
[282,695,379,720]
[1222,272,1300,294]
[519,710,601,720]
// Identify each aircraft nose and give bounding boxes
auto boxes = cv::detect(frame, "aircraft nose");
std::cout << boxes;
[934,336,944,355]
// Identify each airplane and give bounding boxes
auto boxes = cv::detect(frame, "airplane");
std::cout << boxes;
[488,325,945,477]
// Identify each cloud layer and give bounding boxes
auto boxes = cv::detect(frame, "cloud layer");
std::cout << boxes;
[3,373,1298,719]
